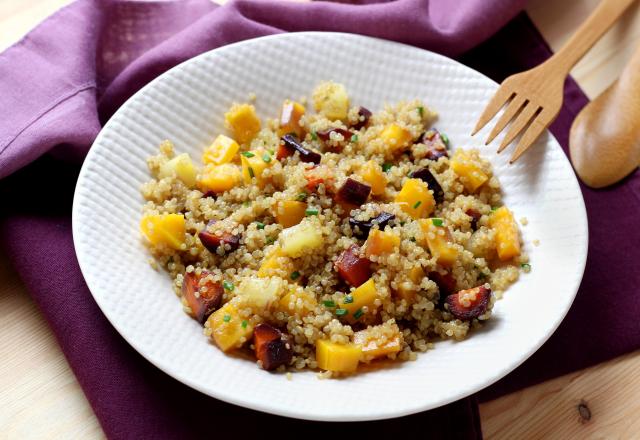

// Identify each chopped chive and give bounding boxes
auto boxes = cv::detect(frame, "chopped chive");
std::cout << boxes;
[417,106,424,117]
[262,153,272,163]
[248,167,255,178]
[323,300,336,308]
[399,221,406,226]
[223,314,231,323]
[265,236,275,244]
[353,308,364,319]
[241,320,248,328]
[440,133,450,146]
[256,222,265,230]
[491,206,499,212]
[520,263,531,270]
[268,149,275,155]
[222,281,234,291]
[241,151,255,158]
[343,295,353,304]
[296,192,308,201]
[382,163,392,173]
[350,134,358,143]
[305,208,319,216]
[431,218,444,227]
[311,131,318,141]
[243,201,251,207]
[335,308,348,316]
[290,271,301,280]
[413,200,422,209]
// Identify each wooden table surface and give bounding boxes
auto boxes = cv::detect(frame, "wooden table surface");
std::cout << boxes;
[1,0,639,438]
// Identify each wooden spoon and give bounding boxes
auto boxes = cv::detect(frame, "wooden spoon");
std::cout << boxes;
[570,43,640,188]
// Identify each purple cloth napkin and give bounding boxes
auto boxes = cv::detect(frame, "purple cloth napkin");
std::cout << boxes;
[1,0,639,438]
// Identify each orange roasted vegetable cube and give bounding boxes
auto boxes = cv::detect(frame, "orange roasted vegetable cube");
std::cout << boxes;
[364,229,400,257]
[206,301,254,352]
[354,324,403,360]
[450,149,489,193]
[225,104,261,144]
[140,214,185,250]
[202,135,240,165]
[278,287,317,316]
[241,150,273,187]
[257,246,295,278]
[198,163,242,193]
[394,178,435,219]
[277,100,306,138]
[339,277,378,323]
[380,123,413,155]
[418,218,459,266]
[395,265,424,304]
[273,200,307,228]
[359,160,387,196]
[488,206,521,260]
[316,339,361,373]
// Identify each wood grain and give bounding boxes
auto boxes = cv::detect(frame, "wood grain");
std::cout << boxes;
[1,0,639,439]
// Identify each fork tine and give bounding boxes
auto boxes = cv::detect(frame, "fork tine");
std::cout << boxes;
[497,103,540,153]
[509,110,550,163]
[471,87,513,136]
[484,95,526,145]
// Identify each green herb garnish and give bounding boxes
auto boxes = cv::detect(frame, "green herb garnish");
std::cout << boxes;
[521,263,531,270]
[241,320,248,328]
[290,271,301,280]
[382,163,393,173]
[223,314,231,323]
[296,192,308,201]
[440,133,450,146]
[431,218,444,227]
[256,222,265,230]
[413,201,422,209]
[241,151,255,158]
[248,167,255,178]
[265,236,275,244]
[417,106,424,117]
[335,308,348,317]
[268,149,275,155]
[262,153,272,163]
[305,208,319,216]
[243,201,251,207]
[350,134,358,143]
[311,131,318,141]
[323,300,336,308]
[353,308,364,319]
[343,295,353,304]
[491,206,499,212]
[222,281,234,291]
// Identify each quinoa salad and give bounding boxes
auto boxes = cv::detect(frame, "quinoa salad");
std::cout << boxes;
[140,82,527,376]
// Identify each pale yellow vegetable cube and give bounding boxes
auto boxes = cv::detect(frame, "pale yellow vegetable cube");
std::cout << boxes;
[158,153,197,188]
[312,81,349,121]
[279,219,323,258]
[225,104,261,144]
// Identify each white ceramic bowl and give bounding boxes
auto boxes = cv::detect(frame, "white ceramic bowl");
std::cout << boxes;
[72,32,588,421]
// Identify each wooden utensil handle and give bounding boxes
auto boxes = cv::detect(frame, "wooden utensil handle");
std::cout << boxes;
[550,0,637,75]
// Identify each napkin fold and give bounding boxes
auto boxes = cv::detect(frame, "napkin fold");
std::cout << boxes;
[2,0,638,439]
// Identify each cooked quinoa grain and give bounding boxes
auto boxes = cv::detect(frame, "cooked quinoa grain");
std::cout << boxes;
[140,82,525,376]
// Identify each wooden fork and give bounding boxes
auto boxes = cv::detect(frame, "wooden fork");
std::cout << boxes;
[472,0,637,163]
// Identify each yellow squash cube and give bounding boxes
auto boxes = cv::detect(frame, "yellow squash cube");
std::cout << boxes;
[278,100,306,138]
[241,150,272,188]
[359,160,387,196]
[380,124,413,155]
[316,339,362,373]
[354,325,402,359]
[279,219,323,258]
[273,200,307,228]
[257,246,295,278]
[394,178,435,219]
[312,81,349,121]
[237,277,285,311]
[450,149,489,193]
[140,214,185,250]
[395,265,424,303]
[339,277,378,322]
[198,163,242,193]
[278,287,317,316]
[202,135,240,165]
[207,301,254,352]
[488,207,521,260]
[225,104,261,144]
[364,229,400,257]
[418,219,459,266]
[158,153,198,188]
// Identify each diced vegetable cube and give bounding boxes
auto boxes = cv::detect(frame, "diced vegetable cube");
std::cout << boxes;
[182,270,223,323]
[312,81,349,121]
[335,177,371,209]
[380,124,413,155]
[277,287,317,316]
[410,167,444,204]
[429,270,457,297]
[466,208,482,230]
[394,178,435,219]
[351,106,372,130]
[395,265,424,303]
[417,219,459,266]
[241,149,272,188]
[198,220,240,254]
[277,100,306,139]
[353,324,402,359]
[254,323,293,371]
[257,246,295,278]
[198,163,242,193]
[364,229,400,257]
[339,277,378,322]
[237,277,285,311]
[158,153,198,188]
[140,213,185,250]
[334,244,371,287]
[446,285,491,320]
[202,135,240,165]
[278,134,321,164]
[273,200,307,228]
[450,149,489,192]
[279,219,323,258]
[348,212,395,239]
[316,339,361,373]
[207,301,254,352]
[359,160,387,196]
[488,206,521,260]
[224,103,261,144]
[304,165,335,193]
